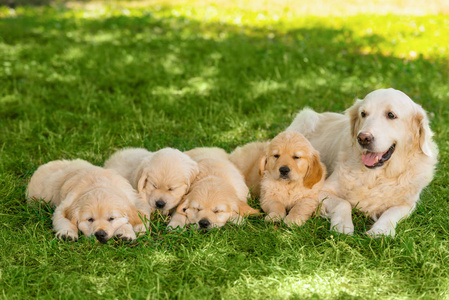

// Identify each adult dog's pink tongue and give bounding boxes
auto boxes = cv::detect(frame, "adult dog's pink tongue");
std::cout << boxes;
[362,152,382,166]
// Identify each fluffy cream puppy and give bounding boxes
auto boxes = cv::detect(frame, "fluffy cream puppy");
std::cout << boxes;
[104,147,199,215]
[287,88,438,237]
[27,159,150,243]
[230,131,326,226]
[168,147,259,230]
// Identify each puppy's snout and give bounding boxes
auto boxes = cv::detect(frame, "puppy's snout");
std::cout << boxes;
[357,132,374,146]
[94,230,108,243]
[198,219,211,229]
[155,200,166,209]
[279,166,290,176]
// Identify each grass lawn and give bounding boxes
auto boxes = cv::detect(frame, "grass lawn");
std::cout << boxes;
[1,0,449,298]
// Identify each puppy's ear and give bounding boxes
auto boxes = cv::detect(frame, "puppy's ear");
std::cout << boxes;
[135,167,148,193]
[187,161,199,188]
[176,197,190,216]
[126,204,143,227]
[414,106,434,157]
[233,201,260,216]
[303,151,323,189]
[346,99,363,138]
[259,155,267,176]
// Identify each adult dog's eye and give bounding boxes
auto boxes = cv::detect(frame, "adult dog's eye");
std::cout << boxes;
[88,218,94,222]
[361,111,366,118]
[387,112,397,119]
[108,217,115,222]
[274,154,280,158]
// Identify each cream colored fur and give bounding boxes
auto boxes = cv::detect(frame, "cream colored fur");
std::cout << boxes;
[27,159,150,242]
[168,147,258,230]
[287,88,438,237]
[104,147,199,215]
[230,131,326,226]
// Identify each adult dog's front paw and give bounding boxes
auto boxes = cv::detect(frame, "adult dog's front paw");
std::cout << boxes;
[55,230,78,241]
[366,223,395,238]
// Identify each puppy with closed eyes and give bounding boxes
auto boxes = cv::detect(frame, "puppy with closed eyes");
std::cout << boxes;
[230,131,326,226]
[168,147,259,230]
[104,147,199,215]
[27,159,150,243]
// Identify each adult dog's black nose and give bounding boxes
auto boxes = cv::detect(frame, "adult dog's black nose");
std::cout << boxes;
[94,230,108,243]
[357,132,374,146]
[198,219,210,229]
[155,200,166,209]
[279,166,290,176]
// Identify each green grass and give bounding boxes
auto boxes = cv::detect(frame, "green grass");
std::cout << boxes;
[1,1,449,298]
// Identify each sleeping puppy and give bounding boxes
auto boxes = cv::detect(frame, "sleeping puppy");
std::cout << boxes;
[104,148,199,215]
[27,159,150,243]
[168,147,259,230]
[287,88,438,237]
[230,131,326,226]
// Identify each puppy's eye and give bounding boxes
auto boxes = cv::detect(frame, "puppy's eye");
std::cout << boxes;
[361,111,366,118]
[152,184,157,189]
[293,156,300,160]
[108,217,115,222]
[387,112,397,119]
[274,154,280,158]
[88,218,94,222]
[168,187,173,192]
[213,210,223,214]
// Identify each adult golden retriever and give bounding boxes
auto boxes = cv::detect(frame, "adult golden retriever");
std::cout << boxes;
[230,131,326,226]
[27,159,150,243]
[168,147,259,230]
[104,147,199,215]
[287,88,438,237]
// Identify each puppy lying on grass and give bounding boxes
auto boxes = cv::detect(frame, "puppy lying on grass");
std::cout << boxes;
[230,131,326,226]
[104,147,199,216]
[168,147,259,230]
[27,159,150,243]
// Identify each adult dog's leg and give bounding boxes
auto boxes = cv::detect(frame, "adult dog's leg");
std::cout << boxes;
[367,205,413,237]
[321,191,354,235]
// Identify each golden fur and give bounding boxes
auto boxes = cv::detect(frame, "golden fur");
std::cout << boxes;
[230,131,326,226]
[27,159,150,243]
[104,147,199,215]
[168,147,259,230]
[287,88,438,236]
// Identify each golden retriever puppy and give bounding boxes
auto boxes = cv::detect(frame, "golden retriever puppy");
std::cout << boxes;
[27,159,150,243]
[168,147,259,230]
[287,88,438,237]
[230,131,326,226]
[104,147,199,215]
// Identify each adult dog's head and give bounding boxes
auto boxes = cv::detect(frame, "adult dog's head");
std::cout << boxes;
[135,148,199,214]
[260,131,324,189]
[347,88,435,169]
[176,176,259,230]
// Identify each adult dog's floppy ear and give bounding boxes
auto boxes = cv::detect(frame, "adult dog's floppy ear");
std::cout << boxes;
[346,99,363,139]
[303,151,323,189]
[176,197,190,216]
[414,105,434,157]
[259,155,267,176]
[233,201,260,216]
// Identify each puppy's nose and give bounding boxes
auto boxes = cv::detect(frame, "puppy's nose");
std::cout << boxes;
[279,166,290,176]
[94,230,108,243]
[155,200,166,209]
[357,132,374,146]
[198,219,210,229]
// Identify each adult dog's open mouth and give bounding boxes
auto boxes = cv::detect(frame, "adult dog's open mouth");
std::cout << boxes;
[362,144,395,169]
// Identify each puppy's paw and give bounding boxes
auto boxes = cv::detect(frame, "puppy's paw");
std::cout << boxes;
[114,227,137,242]
[366,224,395,238]
[167,220,186,230]
[284,214,306,227]
[330,218,354,235]
[133,223,148,236]
[55,230,78,241]
[265,212,285,223]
